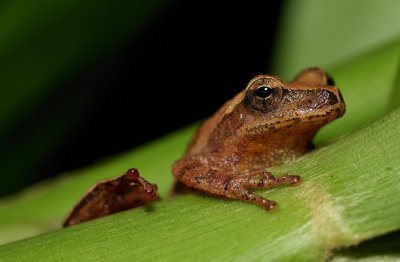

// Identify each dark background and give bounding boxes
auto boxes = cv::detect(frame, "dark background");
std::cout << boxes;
[1,1,283,196]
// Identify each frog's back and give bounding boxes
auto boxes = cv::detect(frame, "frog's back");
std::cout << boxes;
[186,92,245,155]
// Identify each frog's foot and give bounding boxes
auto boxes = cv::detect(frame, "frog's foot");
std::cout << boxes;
[178,167,301,211]
[222,170,301,210]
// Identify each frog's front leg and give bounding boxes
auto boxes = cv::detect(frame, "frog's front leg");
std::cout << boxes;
[173,158,301,210]
[221,170,301,210]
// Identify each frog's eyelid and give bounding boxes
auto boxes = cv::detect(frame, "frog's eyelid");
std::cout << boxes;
[246,77,283,92]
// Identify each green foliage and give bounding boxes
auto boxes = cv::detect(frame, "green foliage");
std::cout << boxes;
[1,0,400,260]
[271,0,400,79]
[0,39,399,260]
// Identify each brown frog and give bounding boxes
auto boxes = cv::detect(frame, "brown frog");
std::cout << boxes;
[172,68,345,210]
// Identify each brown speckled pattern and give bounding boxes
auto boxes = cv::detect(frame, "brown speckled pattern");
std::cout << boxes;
[63,168,159,227]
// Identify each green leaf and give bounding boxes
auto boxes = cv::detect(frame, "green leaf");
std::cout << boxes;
[271,0,400,80]
[1,75,400,261]
[0,38,399,261]
[314,40,400,145]
[0,125,195,244]
[2,0,400,259]
[332,231,400,261]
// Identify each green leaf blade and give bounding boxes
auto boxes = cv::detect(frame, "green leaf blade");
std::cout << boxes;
[1,91,400,261]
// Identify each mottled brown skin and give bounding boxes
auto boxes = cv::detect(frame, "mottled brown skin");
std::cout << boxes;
[172,68,345,210]
[63,168,159,227]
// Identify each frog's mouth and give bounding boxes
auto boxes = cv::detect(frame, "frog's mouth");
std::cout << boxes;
[298,102,345,124]
[267,103,344,131]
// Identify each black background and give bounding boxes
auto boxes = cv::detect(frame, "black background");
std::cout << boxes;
[12,1,284,194]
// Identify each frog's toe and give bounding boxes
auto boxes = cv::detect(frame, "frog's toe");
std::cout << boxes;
[259,198,277,210]
[277,175,301,186]
[240,191,277,211]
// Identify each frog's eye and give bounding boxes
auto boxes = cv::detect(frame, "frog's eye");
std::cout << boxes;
[255,86,274,98]
[246,83,283,113]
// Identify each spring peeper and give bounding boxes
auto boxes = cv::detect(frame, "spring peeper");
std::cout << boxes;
[172,68,345,210]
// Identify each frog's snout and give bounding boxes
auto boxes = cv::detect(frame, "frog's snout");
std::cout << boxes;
[329,86,346,117]
[337,88,344,103]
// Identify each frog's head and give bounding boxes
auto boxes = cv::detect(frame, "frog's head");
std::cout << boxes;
[244,68,345,133]
[187,68,345,156]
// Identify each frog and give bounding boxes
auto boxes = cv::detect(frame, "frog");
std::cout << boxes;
[172,68,345,210]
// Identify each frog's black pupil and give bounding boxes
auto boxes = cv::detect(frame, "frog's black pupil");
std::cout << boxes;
[255,86,273,98]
